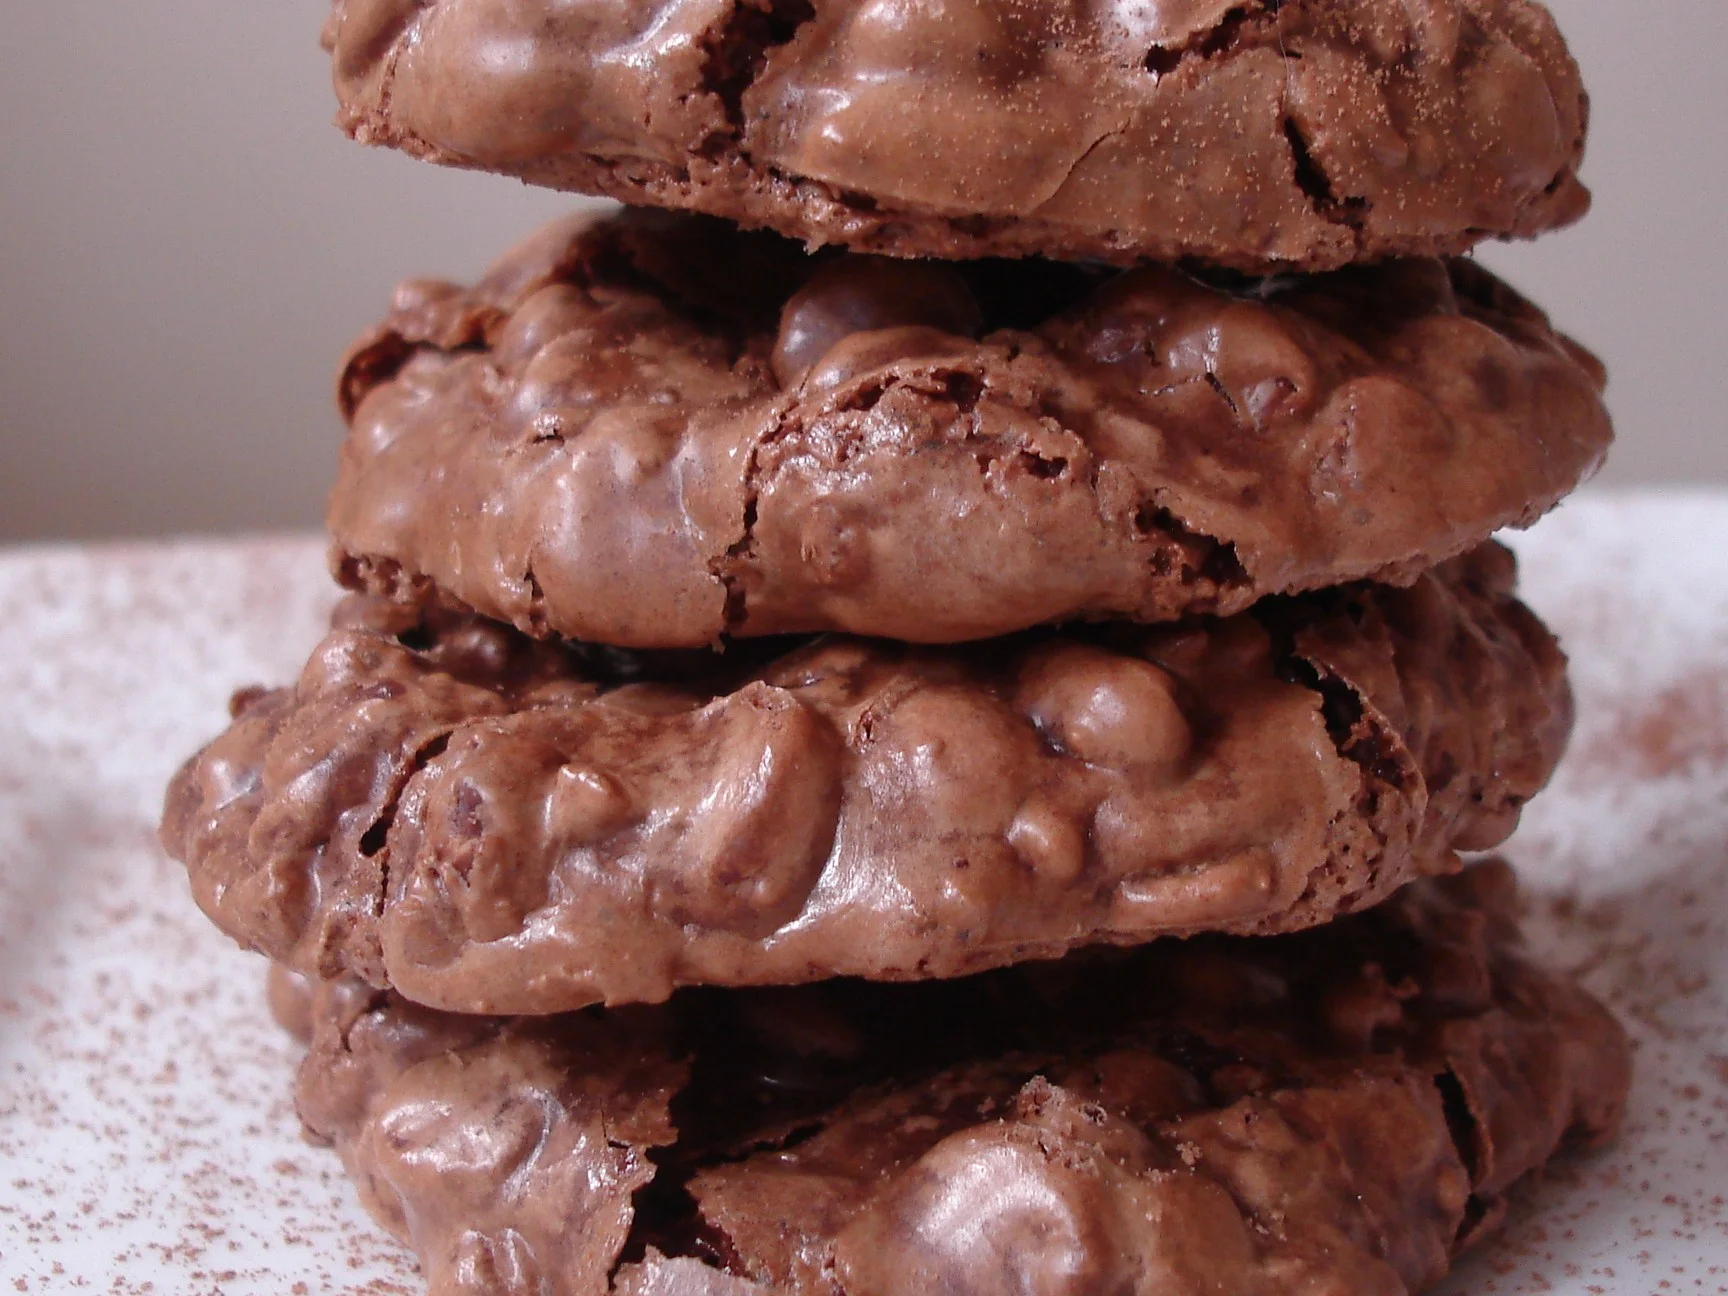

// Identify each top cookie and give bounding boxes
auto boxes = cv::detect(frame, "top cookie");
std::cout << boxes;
[324,0,1591,270]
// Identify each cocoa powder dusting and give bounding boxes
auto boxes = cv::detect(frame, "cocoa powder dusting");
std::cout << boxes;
[0,540,417,1292]
[1598,667,1728,781]
[1426,504,1728,1295]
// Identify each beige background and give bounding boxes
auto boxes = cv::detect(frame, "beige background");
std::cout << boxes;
[1,1,1723,542]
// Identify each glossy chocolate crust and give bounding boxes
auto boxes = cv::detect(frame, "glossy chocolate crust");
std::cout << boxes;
[322,0,1589,271]
[330,211,1610,649]
[276,862,1631,1296]
[162,544,1570,1014]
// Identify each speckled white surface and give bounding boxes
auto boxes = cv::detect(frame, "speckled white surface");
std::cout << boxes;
[0,492,1724,1295]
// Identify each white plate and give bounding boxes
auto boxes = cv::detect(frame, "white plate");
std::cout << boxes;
[2,493,1724,1294]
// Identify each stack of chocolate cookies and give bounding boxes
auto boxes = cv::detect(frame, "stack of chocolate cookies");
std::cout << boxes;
[163,3,1635,1292]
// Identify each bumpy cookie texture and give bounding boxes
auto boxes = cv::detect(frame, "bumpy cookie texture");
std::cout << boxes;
[322,0,1589,270]
[330,210,1611,648]
[163,545,1570,1013]
[283,863,1631,1296]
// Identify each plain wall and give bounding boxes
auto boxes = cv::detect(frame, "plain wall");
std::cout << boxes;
[1,0,1724,542]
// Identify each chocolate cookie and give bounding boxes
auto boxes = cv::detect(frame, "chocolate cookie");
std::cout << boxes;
[323,0,1589,271]
[162,544,1570,1014]
[331,210,1610,649]
[276,861,1630,1296]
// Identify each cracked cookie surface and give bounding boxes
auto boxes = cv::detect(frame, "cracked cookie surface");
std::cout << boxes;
[322,0,1591,270]
[161,544,1569,1013]
[329,210,1610,649]
[276,861,1630,1296]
